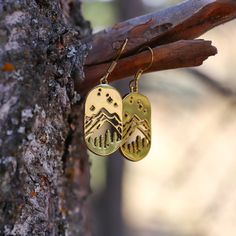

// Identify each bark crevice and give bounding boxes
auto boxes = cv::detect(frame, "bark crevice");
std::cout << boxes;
[0,1,91,235]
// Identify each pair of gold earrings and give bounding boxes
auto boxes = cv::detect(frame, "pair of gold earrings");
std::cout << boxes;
[84,39,153,162]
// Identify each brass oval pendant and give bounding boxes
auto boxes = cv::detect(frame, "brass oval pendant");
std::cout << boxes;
[121,92,151,161]
[84,84,123,156]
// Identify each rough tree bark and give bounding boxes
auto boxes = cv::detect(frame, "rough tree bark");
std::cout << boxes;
[0,0,236,236]
[0,1,91,235]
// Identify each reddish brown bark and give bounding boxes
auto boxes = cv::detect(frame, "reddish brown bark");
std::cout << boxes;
[78,0,236,95]
[83,0,236,65]
[79,40,217,94]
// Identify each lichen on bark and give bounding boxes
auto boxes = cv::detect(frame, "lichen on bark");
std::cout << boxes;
[0,1,91,235]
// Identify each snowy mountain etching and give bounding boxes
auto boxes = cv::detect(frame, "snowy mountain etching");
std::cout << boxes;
[122,114,151,155]
[85,108,122,150]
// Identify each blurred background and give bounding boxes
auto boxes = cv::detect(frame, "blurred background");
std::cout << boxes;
[82,0,236,235]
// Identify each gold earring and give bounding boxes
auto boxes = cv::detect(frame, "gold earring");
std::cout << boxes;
[84,39,128,156]
[120,47,153,161]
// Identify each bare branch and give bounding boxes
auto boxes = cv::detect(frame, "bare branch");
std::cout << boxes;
[77,0,236,94]
[83,0,236,66]
[78,40,217,94]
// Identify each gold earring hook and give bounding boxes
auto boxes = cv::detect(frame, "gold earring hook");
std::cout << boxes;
[130,46,154,92]
[100,38,128,84]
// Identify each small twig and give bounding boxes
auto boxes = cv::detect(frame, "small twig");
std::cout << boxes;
[83,0,236,65]
[77,40,217,94]
[77,0,236,94]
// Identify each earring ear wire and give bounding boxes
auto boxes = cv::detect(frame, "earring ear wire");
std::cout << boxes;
[130,46,154,92]
[100,39,128,84]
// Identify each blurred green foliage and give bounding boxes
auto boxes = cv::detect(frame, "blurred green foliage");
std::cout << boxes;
[82,1,117,29]
[89,152,107,191]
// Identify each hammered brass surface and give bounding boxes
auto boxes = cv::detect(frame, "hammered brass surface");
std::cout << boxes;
[121,92,151,161]
[84,84,123,156]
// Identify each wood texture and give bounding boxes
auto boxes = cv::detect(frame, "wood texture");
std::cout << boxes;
[80,0,236,94]
[81,40,217,93]
[0,1,91,235]
[84,0,236,65]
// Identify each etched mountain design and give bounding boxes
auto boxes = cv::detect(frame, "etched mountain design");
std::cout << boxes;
[122,114,151,154]
[123,114,150,140]
[85,108,122,150]
[85,108,122,136]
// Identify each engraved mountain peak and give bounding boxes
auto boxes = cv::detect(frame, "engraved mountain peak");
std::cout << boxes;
[123,114,150,140]
[85,108,122,137]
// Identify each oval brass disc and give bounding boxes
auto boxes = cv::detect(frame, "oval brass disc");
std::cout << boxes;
[84,84,123,156]
[121,92,151,161]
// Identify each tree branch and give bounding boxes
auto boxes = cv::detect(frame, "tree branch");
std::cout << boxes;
[78,0,236,94]
[83,0,236,65]
[79,40,217,94]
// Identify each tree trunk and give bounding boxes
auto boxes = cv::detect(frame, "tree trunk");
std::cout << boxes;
[0,1,91,235]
